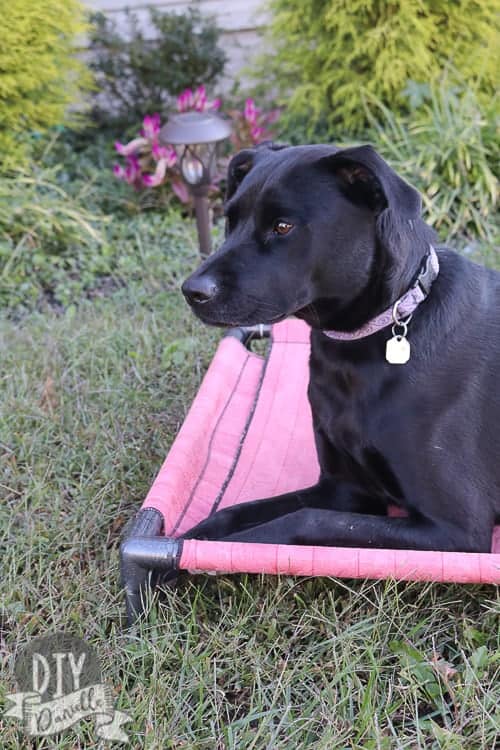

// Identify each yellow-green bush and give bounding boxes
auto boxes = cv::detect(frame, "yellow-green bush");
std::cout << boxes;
[259,0,500,137]
[0,0,92,167]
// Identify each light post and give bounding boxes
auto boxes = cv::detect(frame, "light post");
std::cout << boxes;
[159,111,231,256]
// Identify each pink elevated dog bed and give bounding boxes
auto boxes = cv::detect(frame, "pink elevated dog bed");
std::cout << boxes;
[121,319,500,622]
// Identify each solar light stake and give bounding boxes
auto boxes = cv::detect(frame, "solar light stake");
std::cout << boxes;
[191,185,212,256]
[159,111,232,256]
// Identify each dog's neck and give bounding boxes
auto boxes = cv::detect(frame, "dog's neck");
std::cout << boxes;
[296,232,438,334]
[321,245,439,341]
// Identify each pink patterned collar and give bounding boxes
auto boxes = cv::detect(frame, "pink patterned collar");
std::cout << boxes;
[323,245,439,341]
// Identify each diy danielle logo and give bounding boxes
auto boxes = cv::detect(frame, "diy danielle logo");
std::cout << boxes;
[5,632,130,742]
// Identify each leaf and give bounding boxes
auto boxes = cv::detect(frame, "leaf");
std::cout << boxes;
[470,645,489,673]
[162,337,198,368]
[171,180,191,205]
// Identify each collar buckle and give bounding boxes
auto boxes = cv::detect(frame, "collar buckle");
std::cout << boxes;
[414,249,436,296]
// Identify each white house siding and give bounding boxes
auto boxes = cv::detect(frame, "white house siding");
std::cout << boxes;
[85,1,268,86]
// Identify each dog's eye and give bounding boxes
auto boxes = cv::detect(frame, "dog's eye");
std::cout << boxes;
[273,221,294,236]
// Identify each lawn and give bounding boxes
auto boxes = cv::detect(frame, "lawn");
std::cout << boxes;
[0,202,499,748]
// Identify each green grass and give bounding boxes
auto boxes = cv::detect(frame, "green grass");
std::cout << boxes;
[1,208,499,749]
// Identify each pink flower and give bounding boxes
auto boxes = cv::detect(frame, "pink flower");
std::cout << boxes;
[250,125,264,142]
[113,156,141,187]
[123,154,142,187]
[177,88,194,112]
[193,85,207,111]
[140,113,161,140]
[151,142,177,167]
[142,158,169,187]
[244,98,259,125]
[177,85,221,113]
[201,85,221,111]
[115,137,148,156]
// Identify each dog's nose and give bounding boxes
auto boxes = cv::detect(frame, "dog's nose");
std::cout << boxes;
[182,274,218,305]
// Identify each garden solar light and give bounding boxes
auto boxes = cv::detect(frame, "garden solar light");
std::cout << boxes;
[159,111,231,256]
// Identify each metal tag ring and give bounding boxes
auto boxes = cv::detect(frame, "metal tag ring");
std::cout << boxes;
[392,300,413,327]
[392,322,408,338]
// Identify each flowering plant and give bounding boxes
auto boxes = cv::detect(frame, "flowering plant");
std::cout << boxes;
[113,85,279,205]
[176,85,221,114]
[113,112,189,201]
[229,98,280,151]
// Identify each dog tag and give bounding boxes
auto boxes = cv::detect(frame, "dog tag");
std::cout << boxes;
[386,335,411,364]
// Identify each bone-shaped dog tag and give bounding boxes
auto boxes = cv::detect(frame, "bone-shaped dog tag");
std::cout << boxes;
[386,335,411,364]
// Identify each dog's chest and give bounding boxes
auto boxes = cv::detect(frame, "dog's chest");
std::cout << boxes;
[308,358,369,452]
[308,343,403,501]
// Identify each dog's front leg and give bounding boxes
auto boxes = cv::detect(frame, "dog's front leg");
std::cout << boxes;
[182,483,328,541]
[182,479,385,541]
[217,508,490,553]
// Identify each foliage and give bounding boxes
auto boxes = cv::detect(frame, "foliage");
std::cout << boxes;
[0,83,497,314]
[113,89,280,207]
[112,93,220,204]
[113,113,181,193]
[228,98,280,152]
[258,0,500,137]
[88,7,227,128]
[33,129,157,216]
[0,164,107,309]
[0,142,218,311]
[0,0,92,168]
[368,81,499,242]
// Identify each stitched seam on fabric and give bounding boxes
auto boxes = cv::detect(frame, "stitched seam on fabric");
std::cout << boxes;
[170,352,252,535]
[210,338,274,514]
[232,340,286,505]
[270,362,310,497]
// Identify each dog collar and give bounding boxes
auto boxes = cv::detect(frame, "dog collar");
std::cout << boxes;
[322,245,439,342]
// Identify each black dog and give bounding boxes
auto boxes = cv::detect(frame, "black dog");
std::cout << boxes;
[181,143,500,552]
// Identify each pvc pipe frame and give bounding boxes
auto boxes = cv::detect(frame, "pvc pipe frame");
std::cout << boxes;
[120,326,271,626]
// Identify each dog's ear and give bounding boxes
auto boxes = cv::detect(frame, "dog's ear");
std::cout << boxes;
[320,145,434,273]
[325,144,421,219]
[226,142,290,201]
[226,149,256,200]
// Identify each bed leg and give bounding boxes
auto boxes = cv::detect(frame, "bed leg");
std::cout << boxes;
[120,508,182,626]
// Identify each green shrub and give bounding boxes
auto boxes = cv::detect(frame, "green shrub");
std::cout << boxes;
[258,0,499,137]
[0,0,92,168]
[368,81,499,243]
[0,165,106,308]
[88,7,227,127]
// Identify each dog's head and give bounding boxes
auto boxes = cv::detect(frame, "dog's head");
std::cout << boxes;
[182,143,434,330]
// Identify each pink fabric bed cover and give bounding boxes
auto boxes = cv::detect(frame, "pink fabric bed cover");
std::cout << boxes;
[143,319,500,583]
